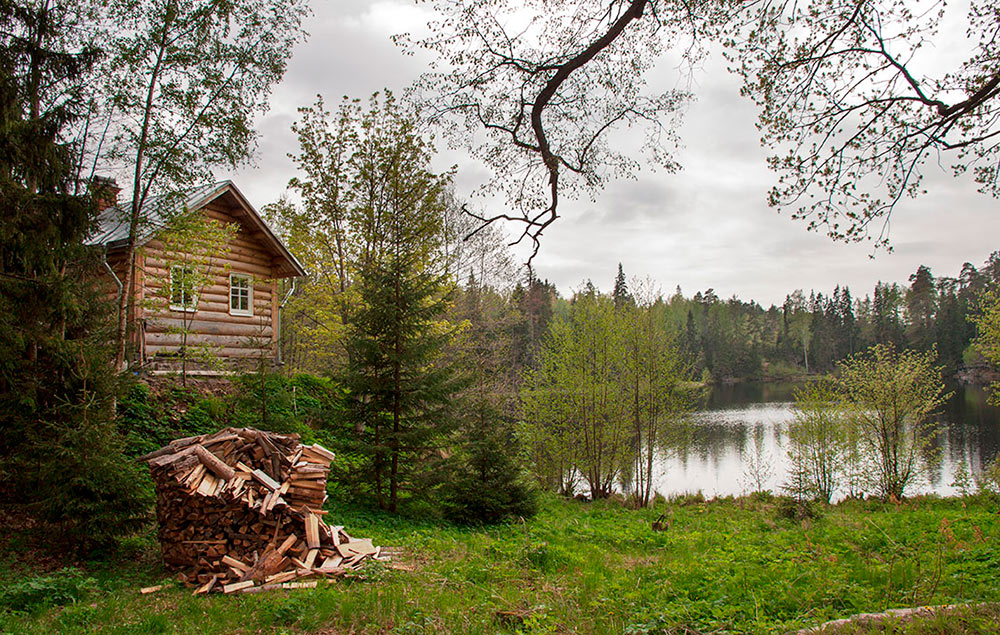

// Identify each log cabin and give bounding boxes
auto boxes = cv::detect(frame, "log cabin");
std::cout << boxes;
[87,180,306,372]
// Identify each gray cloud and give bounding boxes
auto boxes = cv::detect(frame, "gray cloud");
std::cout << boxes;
[221,1,1000,307]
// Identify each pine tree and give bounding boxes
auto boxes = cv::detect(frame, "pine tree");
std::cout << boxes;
[441,283,537,523]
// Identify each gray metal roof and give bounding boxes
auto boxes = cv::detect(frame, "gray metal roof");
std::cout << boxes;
[86,180,306,278]
[86,182,233,247]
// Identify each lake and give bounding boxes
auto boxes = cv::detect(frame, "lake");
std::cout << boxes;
[648,382,1000,500]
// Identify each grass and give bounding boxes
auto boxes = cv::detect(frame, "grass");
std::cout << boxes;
[1,493,999,634]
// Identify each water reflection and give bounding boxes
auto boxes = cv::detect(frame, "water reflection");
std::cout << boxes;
[652,383,1000,499]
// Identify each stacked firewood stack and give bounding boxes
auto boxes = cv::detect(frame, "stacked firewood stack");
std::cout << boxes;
[139,427,387,594]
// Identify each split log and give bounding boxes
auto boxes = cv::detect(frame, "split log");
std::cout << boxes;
[141,429,379,594]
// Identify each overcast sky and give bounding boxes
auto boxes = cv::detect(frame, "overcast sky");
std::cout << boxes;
[221,0,1000,308]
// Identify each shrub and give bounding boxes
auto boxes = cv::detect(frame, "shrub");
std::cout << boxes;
[440,421,538,525]
[775,495,823,522]
[30,417,153,552]
[784,380,850,503]
[0,568,96,613]
[669,491,705,506]
[838,344,948,500]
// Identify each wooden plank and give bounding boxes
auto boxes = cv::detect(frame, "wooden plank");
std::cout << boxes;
[196,473,216,496]
[264,570,298,585]
[183,463,205,488]
[258,489,274,515]
[287,480,325,491]
[221,555,250,573]
[193,575,218,595]
[276,533,298,555]
[307,444,335,462]
[223,580,255,594]
[140,585,164,594]
[305,513,320,549]
[147,332,270,350]
[317,555,343,571]
[336,538,377,558]
[146,344,271,359]
[146,317,272,337]
[144,254,274,278]
[303,548,319,570]
[252,469,280,491]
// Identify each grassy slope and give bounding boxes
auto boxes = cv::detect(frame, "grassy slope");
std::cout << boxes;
[2,494,999,634]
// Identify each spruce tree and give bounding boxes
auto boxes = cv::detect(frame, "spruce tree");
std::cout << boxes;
[341,95,463,513]
[0,0,148,552]
[613,262,633,309]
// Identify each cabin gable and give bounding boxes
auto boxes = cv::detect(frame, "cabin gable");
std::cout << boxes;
[92,182,303,372]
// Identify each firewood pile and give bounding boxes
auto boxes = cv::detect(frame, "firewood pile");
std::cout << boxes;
[139,427,388,594]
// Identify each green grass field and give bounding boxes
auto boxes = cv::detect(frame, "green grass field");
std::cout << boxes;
[2,493,998,634]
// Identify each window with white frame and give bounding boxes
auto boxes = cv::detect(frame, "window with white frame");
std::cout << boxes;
[169,264,198,311]
[229,273,253,316]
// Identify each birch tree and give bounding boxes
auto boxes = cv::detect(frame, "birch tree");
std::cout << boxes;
[624,283,693,507]
[838,344,948,499]
[101,0,308,370]
[143,213,238,385]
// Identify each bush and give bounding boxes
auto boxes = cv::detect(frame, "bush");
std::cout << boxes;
[0,568,96,613]
[29,417,152,553]
[668,491,705,506]
[775,495,823,522]
[440,422,538,525]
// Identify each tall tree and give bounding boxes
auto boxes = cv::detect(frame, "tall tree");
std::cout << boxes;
[784,290,812,372]
[405,0,689,257]
[266,96,361,372]
[624,282,692,507]
[906,265,937,350]
[102,0,309,370]
[0,0,147,551]
[525,289,630,499]
[340,94,462,513]
[612,262,633,309]
[972,288,1000,404]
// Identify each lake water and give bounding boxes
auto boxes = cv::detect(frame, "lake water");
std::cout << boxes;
[649,382,1000,500]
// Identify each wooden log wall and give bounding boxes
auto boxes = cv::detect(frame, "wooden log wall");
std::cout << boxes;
[139,201,280,361]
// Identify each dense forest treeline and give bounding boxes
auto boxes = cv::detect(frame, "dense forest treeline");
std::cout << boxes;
[654,254,1000,381]
[281,251,1000,387]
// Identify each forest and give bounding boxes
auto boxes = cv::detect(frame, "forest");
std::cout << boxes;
[4,0,1000,632]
